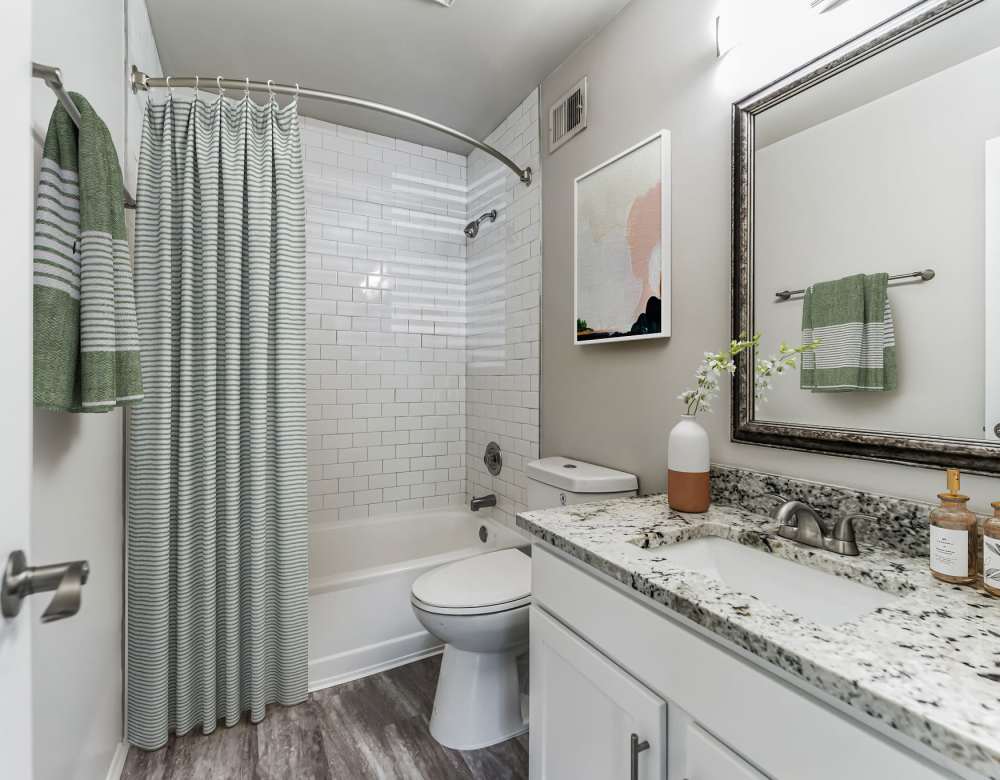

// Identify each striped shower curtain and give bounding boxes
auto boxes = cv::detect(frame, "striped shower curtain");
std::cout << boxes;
[127,93,308,750]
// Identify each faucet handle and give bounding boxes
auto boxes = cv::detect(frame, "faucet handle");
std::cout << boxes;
[826,515,862,556]
[832,515,857,542]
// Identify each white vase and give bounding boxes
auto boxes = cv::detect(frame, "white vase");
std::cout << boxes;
[667,414,711,513]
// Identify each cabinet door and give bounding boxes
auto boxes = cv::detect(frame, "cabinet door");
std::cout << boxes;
[530,605,666,780]
[686,722,769,780]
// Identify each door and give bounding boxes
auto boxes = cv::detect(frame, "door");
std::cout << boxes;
[529,605,666,780]
[0,0,38,776]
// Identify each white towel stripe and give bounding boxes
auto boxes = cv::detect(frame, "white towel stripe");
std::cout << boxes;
[40,156,79,183]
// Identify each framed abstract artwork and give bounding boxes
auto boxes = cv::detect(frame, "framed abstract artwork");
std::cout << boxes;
[574,130,671,344]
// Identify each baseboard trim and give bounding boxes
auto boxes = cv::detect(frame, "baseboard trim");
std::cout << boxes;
[105,741,129,780]
[309,643,443,692]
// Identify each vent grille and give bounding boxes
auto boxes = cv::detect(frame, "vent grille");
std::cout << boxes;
[549,77,587,153]
[809,0,851,11]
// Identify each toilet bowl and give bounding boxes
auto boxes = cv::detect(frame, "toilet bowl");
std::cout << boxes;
[412,457,638,750]
[411,548,531,751]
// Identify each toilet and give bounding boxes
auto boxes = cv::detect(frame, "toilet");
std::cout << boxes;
[411,456,638,750]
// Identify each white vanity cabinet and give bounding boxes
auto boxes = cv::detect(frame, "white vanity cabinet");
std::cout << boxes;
[681,720,769,779]
[531,603,765,780]
[529,544,973,780]
[530,605,666,779]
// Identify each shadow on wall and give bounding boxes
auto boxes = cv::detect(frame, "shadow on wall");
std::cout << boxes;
[33,410,84,473]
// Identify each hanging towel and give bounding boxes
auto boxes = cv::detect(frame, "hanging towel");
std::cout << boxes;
[800,272,897,392]
[33,93,142,412]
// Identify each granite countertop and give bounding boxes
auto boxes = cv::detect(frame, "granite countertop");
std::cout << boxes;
[516,495,1000,779]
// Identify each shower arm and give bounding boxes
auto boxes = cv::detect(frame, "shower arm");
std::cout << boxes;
[130,67,533,187]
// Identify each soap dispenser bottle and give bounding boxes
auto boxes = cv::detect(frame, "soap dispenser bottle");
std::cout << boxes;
[929,468,976,585]
[983,502,1000,597]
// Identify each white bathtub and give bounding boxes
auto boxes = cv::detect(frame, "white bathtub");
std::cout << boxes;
[308,508,528,690]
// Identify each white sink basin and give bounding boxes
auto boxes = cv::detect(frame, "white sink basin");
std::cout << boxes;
[644,536,898,626]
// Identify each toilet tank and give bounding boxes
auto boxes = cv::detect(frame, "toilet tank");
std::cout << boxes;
[525,456,638,511]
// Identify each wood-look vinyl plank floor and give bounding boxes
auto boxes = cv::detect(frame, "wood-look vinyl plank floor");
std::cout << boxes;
[121,655,528,779]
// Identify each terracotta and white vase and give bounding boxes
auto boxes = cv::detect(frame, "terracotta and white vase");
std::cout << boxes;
[667,414,710,513]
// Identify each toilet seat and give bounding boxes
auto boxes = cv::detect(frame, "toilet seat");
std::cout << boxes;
[411,593,531,616]
[411,548,530,616]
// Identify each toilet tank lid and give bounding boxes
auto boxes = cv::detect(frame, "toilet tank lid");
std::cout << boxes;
[526,457,638,493]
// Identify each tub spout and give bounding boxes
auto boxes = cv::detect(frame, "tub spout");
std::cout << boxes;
[470,494,497,512]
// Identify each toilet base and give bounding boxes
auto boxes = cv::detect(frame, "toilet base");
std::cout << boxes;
[429,644,528,750]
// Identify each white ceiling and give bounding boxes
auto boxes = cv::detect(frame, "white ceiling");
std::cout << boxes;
[145,0,631,153]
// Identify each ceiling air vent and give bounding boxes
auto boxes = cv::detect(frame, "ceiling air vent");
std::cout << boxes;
[549,77,587,154]
[809,0,852,12]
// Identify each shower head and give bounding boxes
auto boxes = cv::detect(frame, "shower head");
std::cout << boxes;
[464,209,497,239]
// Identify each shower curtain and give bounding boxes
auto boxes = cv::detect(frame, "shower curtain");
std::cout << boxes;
[126,93,308,750]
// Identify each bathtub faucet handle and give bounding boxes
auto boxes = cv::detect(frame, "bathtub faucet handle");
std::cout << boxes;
[470,494,497,512]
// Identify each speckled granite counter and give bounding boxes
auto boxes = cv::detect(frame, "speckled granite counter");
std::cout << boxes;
[516,493,1000,778]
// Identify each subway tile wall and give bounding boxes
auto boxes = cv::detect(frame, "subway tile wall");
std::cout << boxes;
[302,117,470,523]
[466,90,542,528]
[301,90,541,528]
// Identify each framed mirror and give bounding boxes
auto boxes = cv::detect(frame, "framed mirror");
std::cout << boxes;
[732,0,1000,474]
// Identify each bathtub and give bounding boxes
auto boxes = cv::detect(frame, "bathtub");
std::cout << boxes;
[308,508,528,690]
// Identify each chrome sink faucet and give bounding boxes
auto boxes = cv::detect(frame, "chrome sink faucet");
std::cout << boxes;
[765,494,870,557]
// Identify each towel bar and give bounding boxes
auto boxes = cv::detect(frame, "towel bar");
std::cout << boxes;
[775,268,935,301]
[32,61,138,210]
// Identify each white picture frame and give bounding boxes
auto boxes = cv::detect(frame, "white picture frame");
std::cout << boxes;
[573,130,671,345]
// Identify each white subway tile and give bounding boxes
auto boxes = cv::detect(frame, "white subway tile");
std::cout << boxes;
[306,99,538,531]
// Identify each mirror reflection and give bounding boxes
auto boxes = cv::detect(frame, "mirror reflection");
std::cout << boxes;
[751,0,1000,442]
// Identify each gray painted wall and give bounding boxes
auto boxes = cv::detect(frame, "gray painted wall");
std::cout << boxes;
[539,0,1000,512]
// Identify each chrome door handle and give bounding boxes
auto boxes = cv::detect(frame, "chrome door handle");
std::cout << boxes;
[1,550,90,623]
[630,733,650,780]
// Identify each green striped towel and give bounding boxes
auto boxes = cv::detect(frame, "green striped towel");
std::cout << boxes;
[33,93,142,412]
[800,272,896,392]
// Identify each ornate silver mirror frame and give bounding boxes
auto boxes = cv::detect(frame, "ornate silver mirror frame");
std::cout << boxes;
[730,0,1000,474]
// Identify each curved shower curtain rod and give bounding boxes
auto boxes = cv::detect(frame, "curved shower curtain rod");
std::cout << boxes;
[130,67,533,186]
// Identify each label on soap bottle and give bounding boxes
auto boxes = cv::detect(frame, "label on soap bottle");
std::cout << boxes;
[930,525,969,577]
[984,537,1000,590]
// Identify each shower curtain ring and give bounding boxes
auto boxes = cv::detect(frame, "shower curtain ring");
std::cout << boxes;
[245,77,250,98]
[294,82,300,101]
[165,75,173,98]
[217,75,224,96]
[194,75,199,97]
[267,79,274,99]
